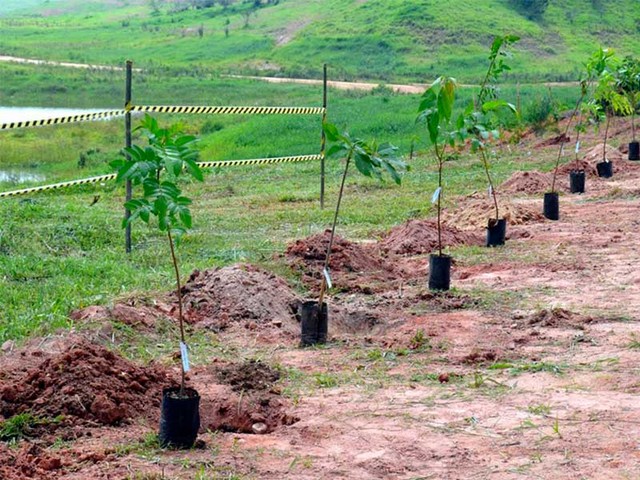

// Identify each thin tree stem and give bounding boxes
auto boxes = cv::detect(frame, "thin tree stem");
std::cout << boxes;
[480,148,499,221]
[435,142,444,257]
[603,112,611,161]
[318,153,352,309]
[167,229,186,396]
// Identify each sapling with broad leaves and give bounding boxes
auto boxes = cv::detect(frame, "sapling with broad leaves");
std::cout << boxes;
[111,114,203,398]
[550,47,616,193]
[593,51,632,173]
[616,56,640,149]
[417,76,458,257]
[311,122,406,337]
[417,76,461,290]
[463,34,519,237]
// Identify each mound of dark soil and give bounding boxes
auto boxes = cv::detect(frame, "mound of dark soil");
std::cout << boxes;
[0,341,172,429]
[181,264,301,333]
[379,219,481,255]
[215,360,280,392]
[500,170,554,195]
[285,230,398,293]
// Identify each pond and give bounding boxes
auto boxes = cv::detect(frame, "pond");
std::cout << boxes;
[0,170,46,184]
[0,106,122,124]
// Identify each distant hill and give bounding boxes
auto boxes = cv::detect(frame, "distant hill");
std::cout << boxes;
[0,0,638,83]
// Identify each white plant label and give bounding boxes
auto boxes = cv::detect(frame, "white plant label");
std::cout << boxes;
[323,267,332,289]
[488,185,493,197]
[180,341,190,372]
[575,141,580,154]
[431,187,442,204]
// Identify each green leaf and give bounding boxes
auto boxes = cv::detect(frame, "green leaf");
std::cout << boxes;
[323,122,341,142]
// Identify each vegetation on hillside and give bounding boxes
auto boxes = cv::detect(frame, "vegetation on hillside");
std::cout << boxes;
[0,0,639,82]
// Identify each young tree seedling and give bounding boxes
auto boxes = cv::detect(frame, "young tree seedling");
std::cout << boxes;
[319,122,407,309]
[112,114,203,397]
[463,34,519,223]
[417,76,460,256]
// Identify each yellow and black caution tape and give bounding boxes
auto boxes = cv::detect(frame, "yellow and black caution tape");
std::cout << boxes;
[0,173,117,198]
[129,105,325,115]
[0,154,323,198]
[0,110,127,131]
[198,154,322,169]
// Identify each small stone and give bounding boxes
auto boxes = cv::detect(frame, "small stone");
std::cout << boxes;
[272,319,283,328]
[251,422,268,434]
[438,373,450,383]
[1,340,15,352]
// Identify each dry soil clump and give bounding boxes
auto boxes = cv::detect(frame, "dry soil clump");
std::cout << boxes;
[181,264,301,333]
[0,341,171,430]
[379,219,481,255]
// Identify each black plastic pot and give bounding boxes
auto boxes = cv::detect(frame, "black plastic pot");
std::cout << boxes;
[300,300,328,347]
[428,254,451,291]
[569,170,585,194]
[629,141,639,161]
[596,161,613,178]
[543,192,559,221]
[158,387,200,449]
[486,218,506,247]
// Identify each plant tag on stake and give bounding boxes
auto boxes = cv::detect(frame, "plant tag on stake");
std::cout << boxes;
[575,141,580,154]
[180,341,190,372]
[488,185,493,198]
[431,187,442,204]
[323,267,332,289]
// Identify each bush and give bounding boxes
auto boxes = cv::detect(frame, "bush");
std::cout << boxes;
[524,93,558,134]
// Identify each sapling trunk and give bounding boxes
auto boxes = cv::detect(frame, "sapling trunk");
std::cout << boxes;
[602,111,612,162]
[573,111,583,170]
[434,142,444,257]
[167,229,186,397]
[317,153,352,311]
[480,148,500,221]
[632,109,636,142]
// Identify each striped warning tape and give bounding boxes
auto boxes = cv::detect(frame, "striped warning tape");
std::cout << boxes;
[0,154,323,198]
[198,154,322,168]
[0,110,127,130]
[128,105,325,115]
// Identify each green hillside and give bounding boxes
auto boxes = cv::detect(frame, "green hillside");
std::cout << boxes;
[0,0,639,82]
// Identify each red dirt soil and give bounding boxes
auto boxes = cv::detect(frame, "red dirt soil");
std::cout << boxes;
[378,219,482,255]
[285,230,399,293]
[0,341,172,429]
[180,264,301,334]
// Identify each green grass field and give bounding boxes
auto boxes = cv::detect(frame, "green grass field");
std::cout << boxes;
[0,60,585,344]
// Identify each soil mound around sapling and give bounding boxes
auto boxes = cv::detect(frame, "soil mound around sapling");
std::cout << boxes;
[0,341,172,430]
[500,170,555,195]
[285,230,398,293]
[559,144,636,177]
[446,198,545,230]
[215,360,281,392]
[202,360,297,435]
[379,219,482,255]
[0,443,63,480]
[181,264,301,332]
